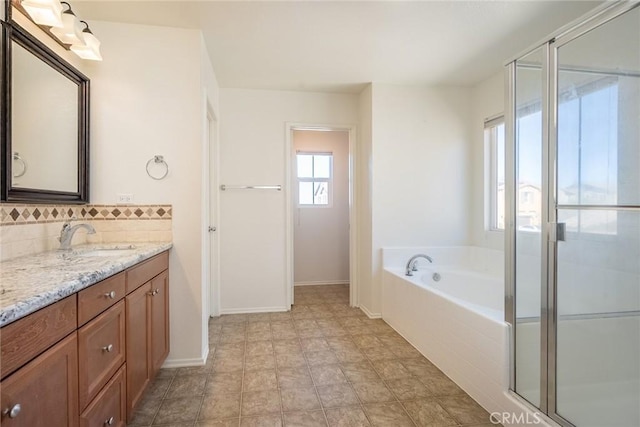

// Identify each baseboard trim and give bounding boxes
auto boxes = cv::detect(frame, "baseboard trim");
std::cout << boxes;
[220,306,289,315]
[294,280,350,286]
[162,352,208,368]
[359,304,382,319]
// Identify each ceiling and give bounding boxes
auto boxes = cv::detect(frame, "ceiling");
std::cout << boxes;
[74,0,601,93]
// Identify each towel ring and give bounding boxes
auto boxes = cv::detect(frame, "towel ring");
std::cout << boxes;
[12,152,27,178]
[146,155,169,180]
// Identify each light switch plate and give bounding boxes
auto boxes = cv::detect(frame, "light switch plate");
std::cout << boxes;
[116,193,134,204]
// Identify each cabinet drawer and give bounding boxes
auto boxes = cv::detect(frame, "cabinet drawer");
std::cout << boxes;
[80,365,126,427]
[78,301,126,410]
[1,295,77,380]
[78,272,126,326]
[126,251,168,294]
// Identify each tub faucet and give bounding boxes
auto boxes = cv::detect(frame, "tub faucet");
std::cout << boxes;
[58,220,96,250]
[405,254,433,276]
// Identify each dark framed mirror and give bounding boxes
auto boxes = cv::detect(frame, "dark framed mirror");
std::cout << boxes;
[1,18,89,203]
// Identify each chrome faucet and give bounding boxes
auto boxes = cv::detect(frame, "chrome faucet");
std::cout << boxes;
[58,220,96,250]
[405,254,433,276]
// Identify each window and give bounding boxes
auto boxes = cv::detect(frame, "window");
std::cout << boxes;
[297,153,332,206]
[486,118,505,230]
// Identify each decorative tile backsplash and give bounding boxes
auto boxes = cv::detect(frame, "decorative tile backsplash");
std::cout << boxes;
[0,204,172,226]
[0,203,173,261]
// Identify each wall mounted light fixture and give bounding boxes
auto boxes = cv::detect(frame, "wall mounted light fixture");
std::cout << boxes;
[49,2,83,45]
[13,0,102,61]
[19,0,63,28]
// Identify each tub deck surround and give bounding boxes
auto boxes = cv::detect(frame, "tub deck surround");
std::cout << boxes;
[0,242,173,327]
[382,246,546,427]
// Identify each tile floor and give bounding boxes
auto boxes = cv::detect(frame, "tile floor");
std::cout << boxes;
[128,285,497,427]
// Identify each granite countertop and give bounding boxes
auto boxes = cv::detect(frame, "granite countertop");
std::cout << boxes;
[0,242,173,327]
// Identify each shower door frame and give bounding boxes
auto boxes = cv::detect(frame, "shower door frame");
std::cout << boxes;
[505,2,640,426]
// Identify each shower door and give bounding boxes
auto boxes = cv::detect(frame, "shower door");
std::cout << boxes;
[508,3,640,427]
[551,5,640,426]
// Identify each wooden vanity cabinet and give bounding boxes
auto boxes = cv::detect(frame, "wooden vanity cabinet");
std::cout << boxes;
[0,333,79,427]
[125,253,170,419]
[0,250,170,427]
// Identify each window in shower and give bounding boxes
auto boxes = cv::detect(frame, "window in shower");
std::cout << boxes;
[486,118,505,230]
[296,152,332,206]
[557,78,619,235]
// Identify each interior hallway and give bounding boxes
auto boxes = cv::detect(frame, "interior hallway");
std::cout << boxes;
[127,285,496,426]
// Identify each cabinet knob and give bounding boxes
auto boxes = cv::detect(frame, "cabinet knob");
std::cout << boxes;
[155,288,160,294]
[104,291,116,299]
[102,344,114,353]
[2,404,21,418]
[104,416,115,426]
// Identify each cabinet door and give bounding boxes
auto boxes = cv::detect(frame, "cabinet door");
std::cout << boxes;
[125,282,151,420]
[0,333,78,427]
[149,270,169,377]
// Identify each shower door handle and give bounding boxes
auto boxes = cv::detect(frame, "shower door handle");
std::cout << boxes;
[556,223,566,242]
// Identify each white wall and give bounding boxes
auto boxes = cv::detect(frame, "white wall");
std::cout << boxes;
[81,21,218,366]
[293,130,350,285]
[357,85,374,312]
[218,89,358,312]
[470,71,505,251]
[361,84,473,315]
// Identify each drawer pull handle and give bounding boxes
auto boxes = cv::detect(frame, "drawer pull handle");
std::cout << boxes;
[104,291,116,299]
[2,403,21,418]
[102,344,114,353]
[148,289,160,297]
[105,416,115,426]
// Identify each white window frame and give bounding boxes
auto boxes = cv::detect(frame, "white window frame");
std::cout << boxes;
[296,151,333,208]
[486,116,505,231]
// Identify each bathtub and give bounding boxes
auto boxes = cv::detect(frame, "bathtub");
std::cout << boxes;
[382,247,545,427]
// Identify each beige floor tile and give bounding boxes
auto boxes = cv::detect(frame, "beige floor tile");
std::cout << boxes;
[340,363,380,383]
[371,360,412,380]
[437,395,491,425]
[386,377,432,401]
[197,419,240,427]
[420,372,465,397]
[207,372,244,394]
[154,397,201,425]
[316,384,360,408]
[245,354,277,371]
[283,411,327,427]
[241,390,282,416]
[199,394,242,421]
[274,339,303,354]
[248,331,274,342]
[278,367,314,389]
[276,352,308,368]
[281,386,322,412]
[246,341,275,356]
[213,357,245,373]
[362,347,397,361]
[324,406,370,427]
[247,322,272,333]
[300,338,330,352]
[176,366,211,377]
[333,349,367,364]
[350,380,395,404]
[363,402,414,427]
[145,377,173,400]
[351,335,382,349]
[310,365,347,386]
[165,374,207,398]
[240,415,283,427]
[402,399,457,427]
[305,350,339,366]
[128,396,162,426]
[243,370,279,392]
[222,324,247,334]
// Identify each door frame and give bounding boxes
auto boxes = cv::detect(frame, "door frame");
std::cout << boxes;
[202,97,220,318]
[284,123,358,308]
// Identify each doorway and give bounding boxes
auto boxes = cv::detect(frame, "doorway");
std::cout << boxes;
[285,124,357,308]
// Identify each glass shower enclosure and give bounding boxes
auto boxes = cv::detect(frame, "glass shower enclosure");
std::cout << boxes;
[505,3,640,426]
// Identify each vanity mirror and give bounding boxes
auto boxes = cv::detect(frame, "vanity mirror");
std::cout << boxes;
[1,17,89,203]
